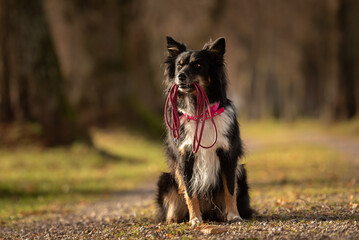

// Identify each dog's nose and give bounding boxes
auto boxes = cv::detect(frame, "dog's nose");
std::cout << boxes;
[178,73,187,82]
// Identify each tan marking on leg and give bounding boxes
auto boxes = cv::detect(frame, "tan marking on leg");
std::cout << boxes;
[184,194,202,225]
[222,173,242,222]
[175,168,186,193]
[175,168,202,225]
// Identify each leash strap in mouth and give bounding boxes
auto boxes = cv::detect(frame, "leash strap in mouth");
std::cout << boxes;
[164,82,218,153]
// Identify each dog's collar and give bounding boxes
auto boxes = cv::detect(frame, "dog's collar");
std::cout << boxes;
[182,102,224,122]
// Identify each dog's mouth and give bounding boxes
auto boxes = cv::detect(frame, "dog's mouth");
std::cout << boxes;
[178,83,195,93]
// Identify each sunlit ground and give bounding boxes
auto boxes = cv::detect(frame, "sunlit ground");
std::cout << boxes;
[0,129,166,221]
[0,119,358,223]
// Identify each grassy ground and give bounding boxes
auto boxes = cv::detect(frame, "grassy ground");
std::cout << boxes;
[1,119,359,238]
[242,117,359,142]
[0,128,166,221]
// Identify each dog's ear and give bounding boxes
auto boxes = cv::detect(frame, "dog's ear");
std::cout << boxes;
[203,37,225,57]
[164,37,186,79]
[166,36,186,57]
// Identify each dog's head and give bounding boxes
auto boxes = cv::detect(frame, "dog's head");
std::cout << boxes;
[164,37,227,103]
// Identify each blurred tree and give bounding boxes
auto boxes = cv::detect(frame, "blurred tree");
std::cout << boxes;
[43,0,162,134]
[0,0,90,145]
[0,0,13,122]
[335,0,359,119]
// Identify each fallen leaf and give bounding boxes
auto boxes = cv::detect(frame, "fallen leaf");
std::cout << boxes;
[349,202,358,209]
[275,199,287,206]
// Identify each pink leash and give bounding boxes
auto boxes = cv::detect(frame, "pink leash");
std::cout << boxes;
[164,82,218,153]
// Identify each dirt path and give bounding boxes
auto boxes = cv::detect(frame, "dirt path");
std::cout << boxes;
[1,133,358,239]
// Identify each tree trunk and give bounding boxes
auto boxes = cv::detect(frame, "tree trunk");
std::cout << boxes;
[335,0,358,119]
[0,0,14,122]
[2,0,91,145]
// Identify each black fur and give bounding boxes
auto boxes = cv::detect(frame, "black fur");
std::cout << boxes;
[157,36,252,223]
[181,151,196,198]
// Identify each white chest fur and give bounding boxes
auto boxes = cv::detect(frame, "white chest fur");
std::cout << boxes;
[179,106,235,195]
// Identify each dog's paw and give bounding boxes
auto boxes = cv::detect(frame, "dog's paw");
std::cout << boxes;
[190,217,202,226]
[227,213,242,223]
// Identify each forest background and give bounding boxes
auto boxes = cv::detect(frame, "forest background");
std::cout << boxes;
[1,0,358,146]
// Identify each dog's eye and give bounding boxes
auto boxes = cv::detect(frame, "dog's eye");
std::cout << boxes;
[194,63,201,68]
[177,63,183,69]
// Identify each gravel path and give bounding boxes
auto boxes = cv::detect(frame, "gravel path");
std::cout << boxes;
[1,133,358,239]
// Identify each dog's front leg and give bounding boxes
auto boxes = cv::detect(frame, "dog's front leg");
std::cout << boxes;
[175,153,202,226]
[222,172,242,222]
[218,149,242,222]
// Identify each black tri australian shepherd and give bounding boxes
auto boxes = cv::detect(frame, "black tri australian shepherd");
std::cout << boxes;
[157,36,252,225]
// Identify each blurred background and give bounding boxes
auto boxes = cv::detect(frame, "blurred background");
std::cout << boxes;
[0,0,358,222]
[1,0,358,145]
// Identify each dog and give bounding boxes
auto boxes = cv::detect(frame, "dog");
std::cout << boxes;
[157,36,252,225]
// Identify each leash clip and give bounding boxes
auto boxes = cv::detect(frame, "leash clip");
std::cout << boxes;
[173,138,179,146]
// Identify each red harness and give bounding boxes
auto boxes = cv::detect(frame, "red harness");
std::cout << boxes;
[182,102,224,122]
[164,83,224,153]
